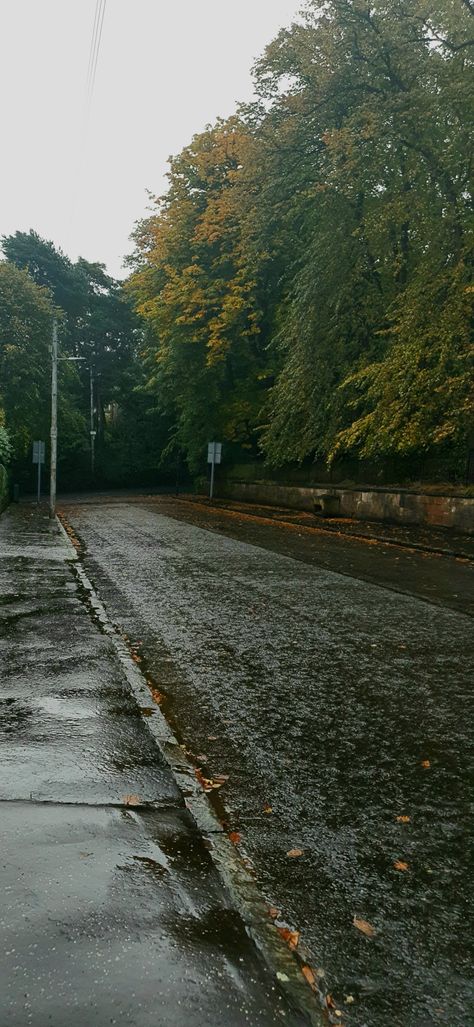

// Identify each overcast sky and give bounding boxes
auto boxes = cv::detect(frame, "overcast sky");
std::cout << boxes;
[0,0,302,277]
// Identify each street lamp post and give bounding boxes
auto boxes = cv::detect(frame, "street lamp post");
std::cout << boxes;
[49,320,85,519]
[49,321,58,518]
[89,365,96,475]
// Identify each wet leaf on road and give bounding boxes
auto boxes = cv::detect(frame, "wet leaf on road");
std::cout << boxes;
[301,964,317,990]
[268,906,281,919]
[277,926,300,949]
[287,848,304,858]
[263,805,273,814]
[353,916,376,937]
[123,794,142,806]
[195,769,228,792]
[228,831,241,845]
[396,815,411,823]
[394,860,409,871]
[421,759,431,768]
[149,687,164,704]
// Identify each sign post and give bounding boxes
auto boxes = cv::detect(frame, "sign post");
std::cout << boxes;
[207,441,222,500]
[32,440,45,503]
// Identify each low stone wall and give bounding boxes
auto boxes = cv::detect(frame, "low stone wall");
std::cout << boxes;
[220,481,474,534]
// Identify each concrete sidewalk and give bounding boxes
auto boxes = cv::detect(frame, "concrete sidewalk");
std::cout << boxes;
[0,505,311,1027]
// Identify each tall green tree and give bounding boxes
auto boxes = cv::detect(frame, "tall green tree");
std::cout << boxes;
[128,119,271,471]
[0,260,54,459]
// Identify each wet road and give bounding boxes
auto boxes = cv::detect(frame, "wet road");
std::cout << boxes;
[0,505,306,1027]
[62,496,474,1027]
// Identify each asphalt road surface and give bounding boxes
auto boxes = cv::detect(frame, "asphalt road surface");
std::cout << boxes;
[62,495,474,1027]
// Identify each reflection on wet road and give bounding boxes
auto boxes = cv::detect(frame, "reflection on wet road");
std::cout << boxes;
[64,497,474,1027]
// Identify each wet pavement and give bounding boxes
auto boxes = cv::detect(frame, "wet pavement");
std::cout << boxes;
[60,494,474,1027]
[0,505,307,1027]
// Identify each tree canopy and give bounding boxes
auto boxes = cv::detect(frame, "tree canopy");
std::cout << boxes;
[129,0,473,479]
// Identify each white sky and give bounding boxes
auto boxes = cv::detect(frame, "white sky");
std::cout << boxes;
[0,0,302,278]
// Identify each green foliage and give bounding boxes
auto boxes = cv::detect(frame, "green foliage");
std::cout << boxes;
[129,0,474,480]
[1,231,151,488]
[0,424,12,465]
[0,260,54,460]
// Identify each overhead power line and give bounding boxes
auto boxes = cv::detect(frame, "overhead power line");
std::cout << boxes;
[86,0,107,110]
[85,0,107,111]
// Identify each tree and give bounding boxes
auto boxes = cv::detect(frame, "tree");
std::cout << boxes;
[0,260,54,460]
[128,118,271,471]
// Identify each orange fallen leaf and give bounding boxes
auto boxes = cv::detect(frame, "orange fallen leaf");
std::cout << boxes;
[301,964,317,990]
[421,760,431,768]
[396,815,411,823]
[287,848,304,858]
[353,916,376,937]
[123,794,142,806]
[149,687,164,704]
[326,993,336,1009]
[394,860,409,871]
[229,831,241,845]
[277,926,300,949]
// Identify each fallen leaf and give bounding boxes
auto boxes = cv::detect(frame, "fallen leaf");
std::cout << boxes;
[396,815,411,823]
[228,831,241,845]
[301,965,317,990]
[394,860,409,871]
[122,794,142,806]
[139,706,154,717]
[277,926,300,949]
[268,906,281,919]
[421,759,431,768]
[353,916,376,937]
[79,851,92,858]
[149,688,164,704]
[345,995,355,1004]
[263,805,273,814]
[207,735,218,741]
[276,972,289,982]
[326,994,336,1009]
[287,848,304,858]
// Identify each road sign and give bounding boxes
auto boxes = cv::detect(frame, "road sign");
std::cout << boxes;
[207,441,222,499]
[207,442,222,465]
[32,440,45,465]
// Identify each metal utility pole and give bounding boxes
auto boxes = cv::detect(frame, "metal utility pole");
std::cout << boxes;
[49,320,58,518]
[89,365,96,475]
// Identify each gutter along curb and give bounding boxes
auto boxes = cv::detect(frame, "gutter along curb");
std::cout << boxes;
[172,495,474,561]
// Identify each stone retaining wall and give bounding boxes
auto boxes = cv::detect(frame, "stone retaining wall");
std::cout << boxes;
[220,481,474,534]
